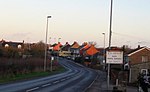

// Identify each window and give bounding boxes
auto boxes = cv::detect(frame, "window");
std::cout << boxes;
[18,45,22,49]
[142,56,148,62]
[5,44,9,48]
[141,69,148,75]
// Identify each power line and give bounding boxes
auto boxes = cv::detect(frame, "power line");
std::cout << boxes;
[112,32,148,41]
[112,32,150,46]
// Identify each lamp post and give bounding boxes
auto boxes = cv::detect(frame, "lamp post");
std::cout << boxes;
[44,16,51,71]
[102,33,106,69]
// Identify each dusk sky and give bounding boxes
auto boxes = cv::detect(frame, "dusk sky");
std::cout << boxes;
[0,0,150,48]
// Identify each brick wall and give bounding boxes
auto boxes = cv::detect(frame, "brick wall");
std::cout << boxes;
[129,48,150,65]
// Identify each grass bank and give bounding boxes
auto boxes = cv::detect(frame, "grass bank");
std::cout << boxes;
[0,65,66,84]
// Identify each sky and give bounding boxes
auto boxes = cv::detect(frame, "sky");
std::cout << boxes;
[0,0,150,48]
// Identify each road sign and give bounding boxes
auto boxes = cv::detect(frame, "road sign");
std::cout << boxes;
[106,51,123,64]
[51,56,54,61]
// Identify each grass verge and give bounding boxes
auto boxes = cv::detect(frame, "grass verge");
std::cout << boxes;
[0,66,66,84]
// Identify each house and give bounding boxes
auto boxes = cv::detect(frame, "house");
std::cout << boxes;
[59,42,71,58]
[81,44,100,66]
[0,39,24,49]
[126,46,150,83]
[70,41,81,60]
[79,43,91,57]
[53,42,62,51]
[52,42,62,56]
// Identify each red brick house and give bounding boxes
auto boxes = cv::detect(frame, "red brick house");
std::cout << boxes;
[127,47,150,82]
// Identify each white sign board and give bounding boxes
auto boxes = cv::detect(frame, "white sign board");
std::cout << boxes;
[106,51,123,64]
[51,57,54,61]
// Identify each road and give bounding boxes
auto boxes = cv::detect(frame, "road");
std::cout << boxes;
[0,58,98,92]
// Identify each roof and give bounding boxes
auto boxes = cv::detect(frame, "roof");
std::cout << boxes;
[71,42,80,49]
[0,39,5,43]
[53,42,62,51]
[61,42,71,51]
[128,47,150,56]
[86,45,99,56]
[81,44,90,51]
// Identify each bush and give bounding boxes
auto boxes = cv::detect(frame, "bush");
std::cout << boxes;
[0,58,51,78]
[2,47,22,58]
[29,41,45,58]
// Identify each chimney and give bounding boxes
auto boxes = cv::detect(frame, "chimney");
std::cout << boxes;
[138,45,140,48]
[66,42,68,45]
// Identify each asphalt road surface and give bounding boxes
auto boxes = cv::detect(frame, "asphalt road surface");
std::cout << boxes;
[0,58,98,92]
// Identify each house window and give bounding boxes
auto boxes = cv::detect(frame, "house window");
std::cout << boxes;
[5,44,9,48]
[18,45,22,49]
[142,56,148,62]
[141,69,148,75]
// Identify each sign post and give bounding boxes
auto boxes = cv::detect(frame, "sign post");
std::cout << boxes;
[51,56,54,72]
[106,50,123,88]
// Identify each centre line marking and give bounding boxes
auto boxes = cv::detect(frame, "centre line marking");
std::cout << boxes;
[26,87,39,92]
[61,79,66,81]
[53,81,59,84]
[42,83,51,87]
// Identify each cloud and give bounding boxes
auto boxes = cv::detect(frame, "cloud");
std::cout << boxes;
[7,32,32,41]
[14,32,31,36]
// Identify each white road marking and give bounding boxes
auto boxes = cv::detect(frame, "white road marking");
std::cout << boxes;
[26,87,39,92]
[60,79,66,81]
[53,80,59,84]
[42,83,52,87]
[66,77,70,79]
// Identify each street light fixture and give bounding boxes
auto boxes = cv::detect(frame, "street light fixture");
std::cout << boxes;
[44,16,51,71]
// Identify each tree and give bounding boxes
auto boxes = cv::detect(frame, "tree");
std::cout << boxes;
[2,47,21,58]
[30,41,45,58]
[0,47,3,57]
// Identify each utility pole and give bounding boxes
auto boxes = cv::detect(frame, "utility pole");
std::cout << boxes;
[107,0,113,88]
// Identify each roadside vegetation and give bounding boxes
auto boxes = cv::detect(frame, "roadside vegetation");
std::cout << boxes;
[0,41,66,83]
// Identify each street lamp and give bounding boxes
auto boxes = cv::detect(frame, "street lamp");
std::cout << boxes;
[44,16,51,71]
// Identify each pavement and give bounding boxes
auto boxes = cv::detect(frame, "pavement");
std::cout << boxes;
[85,70,150,92]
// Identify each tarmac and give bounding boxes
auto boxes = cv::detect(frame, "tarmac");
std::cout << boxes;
[85,70,150,92]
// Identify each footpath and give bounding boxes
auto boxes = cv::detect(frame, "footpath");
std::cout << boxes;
[85,70,148,92]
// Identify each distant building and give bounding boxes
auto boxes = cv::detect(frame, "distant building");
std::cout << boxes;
[0,39,24,49]
[59,42,71,57]
[70,41,81,60]
[51,42,62,56]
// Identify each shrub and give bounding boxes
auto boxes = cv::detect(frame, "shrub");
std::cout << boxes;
[0,58,51,78]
